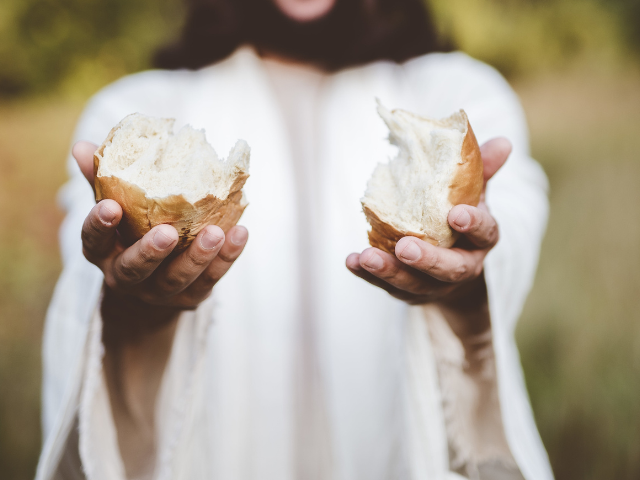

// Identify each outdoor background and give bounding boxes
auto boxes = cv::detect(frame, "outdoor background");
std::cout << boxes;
[1,0,639,478]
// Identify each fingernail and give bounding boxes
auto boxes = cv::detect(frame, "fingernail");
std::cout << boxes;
[363,253,384,270]
[201,229,223,250]
[229,228,247,246]
[399,241,421,262]
[453,209,471,229]
[98,203,116,224]
[153,230,174,249]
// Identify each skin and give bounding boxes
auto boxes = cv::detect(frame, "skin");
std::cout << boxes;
[273,0,336,22]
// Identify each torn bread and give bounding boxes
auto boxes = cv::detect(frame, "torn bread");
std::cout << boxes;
[94,113,250,254]
[362,102,483,254]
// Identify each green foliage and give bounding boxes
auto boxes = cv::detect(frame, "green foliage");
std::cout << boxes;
[603,0,640,48]
[0,0,638,97]
[514,70,640,479]
[0,100,82,479]
[0,0,182,98]
[429,0,630,75]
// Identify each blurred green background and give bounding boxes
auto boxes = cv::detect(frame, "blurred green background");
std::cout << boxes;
[1,0,639,478]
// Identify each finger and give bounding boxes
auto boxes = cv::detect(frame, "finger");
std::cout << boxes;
[480,137,512,184]
[72,141,98,187]
[107,225,178,289]
[347,253,446,303]
[154,225,225,296]
[356,248,443,295]
[394,237,486,283]
[184,225,248,298]
[81,200,123,263]
[346,253,405,294]
[448,205,500,249]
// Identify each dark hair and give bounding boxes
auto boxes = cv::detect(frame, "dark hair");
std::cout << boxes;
[155,0,443,71]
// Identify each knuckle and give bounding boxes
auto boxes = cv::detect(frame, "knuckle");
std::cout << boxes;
[216,250,237,264]
[378,261,400,279]
[85,211,107,235]
[423,251,440,272]
[137,245,159,267]
[116,261,144,284]
[199,269,219,287]
[187,250,211,268]
[472,212,484,231]
[158,274,185,294]
[81,224,99,249]
[449,263,469,283]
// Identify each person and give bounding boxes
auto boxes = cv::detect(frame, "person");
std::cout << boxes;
[36,0,553,479]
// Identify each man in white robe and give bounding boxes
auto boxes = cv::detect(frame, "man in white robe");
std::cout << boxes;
[36,2,553,479]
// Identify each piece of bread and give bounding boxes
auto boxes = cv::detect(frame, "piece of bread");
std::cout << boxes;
[361,102,483,254]
[94,113,250,254]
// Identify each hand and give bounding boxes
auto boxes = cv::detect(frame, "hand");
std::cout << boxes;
[73,141,248,317]
[346,138,511,308]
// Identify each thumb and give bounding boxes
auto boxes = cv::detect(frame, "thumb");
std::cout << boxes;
[72,141,98,187]
[480,137,512,184]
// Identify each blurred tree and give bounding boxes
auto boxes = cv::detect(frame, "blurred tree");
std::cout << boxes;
[0,0,639,98]
[428,0,631,76]
[606,0,640,49]
[0,0,182,98]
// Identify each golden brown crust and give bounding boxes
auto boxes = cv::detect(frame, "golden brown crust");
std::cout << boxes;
[448,120,483,207]
[93,123,249,254]
[363,110,483,254]
[362,205,435,255]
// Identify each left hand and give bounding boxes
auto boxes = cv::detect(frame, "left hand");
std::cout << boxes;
[346,137,511,306]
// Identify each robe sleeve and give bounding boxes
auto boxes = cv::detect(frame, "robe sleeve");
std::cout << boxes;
[37,74,212,480]
[38,89,126,480]
[402,53,554,480]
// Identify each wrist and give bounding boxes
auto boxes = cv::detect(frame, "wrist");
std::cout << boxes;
[101,285,182,346]
[436,274,491,351]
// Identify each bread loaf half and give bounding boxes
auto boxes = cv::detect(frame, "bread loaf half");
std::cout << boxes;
[361,102,482,254]
[94,113,250,254]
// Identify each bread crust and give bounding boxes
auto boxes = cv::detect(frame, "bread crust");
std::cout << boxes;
[94,121,249,254]
[448,120,483,207]
[363,110,483,253]
[363,205,436,255]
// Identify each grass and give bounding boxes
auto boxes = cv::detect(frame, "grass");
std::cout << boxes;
[0,67,639,479]
[0,99,82,478]
[515,68,640,479]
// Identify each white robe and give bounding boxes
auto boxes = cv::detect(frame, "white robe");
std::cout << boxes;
[36,47,553,480]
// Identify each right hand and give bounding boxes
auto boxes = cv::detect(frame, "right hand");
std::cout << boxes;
[73,141,248,312]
